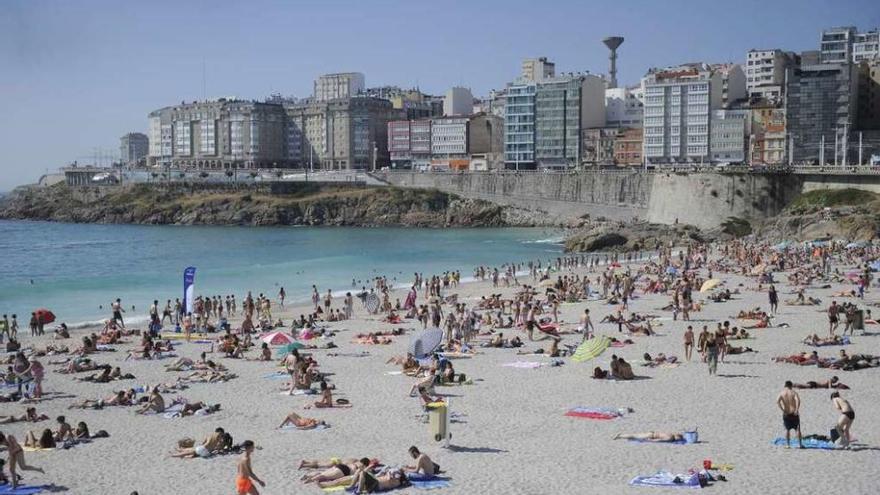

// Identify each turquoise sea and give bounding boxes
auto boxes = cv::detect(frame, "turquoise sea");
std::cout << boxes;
[0,220,563,327]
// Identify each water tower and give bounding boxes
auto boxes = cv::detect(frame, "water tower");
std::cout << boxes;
[602,36,624,88]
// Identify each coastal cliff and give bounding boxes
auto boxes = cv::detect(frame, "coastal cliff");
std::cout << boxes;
[0,182,546,227]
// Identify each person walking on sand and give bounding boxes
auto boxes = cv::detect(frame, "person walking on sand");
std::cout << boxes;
[111,298,126,329]
[236,440,265,495]
[579,309,594,341]
[827,301,839,336]
[278,287,286,307]
[831,391,854,448]
[0,432,45,489]
[683,325,694,362]
[777,381,803,449]
[768,284,778,315]
[705,329,719,375]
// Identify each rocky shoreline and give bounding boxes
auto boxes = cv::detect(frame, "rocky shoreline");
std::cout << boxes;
[0,182,553,228]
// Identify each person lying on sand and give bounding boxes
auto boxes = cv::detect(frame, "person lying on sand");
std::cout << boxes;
[624,321,654,336]
[613,431,685,442]
[725,345,756,355]
[792,376,850,390]
[803,334,845,346]
[642,353,677,366]
[279,412,326,429]
[300,457,369,485]
[0,408,49,425]
[348,466,409,493]
[69,390,135,409]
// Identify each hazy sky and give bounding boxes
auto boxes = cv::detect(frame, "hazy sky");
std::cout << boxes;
[1,0,878,189]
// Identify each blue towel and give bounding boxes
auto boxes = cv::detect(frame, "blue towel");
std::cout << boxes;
[629,471,701,488]
[407,475,451,490]
[263,371,288,380]
[0,484,54,495]
[772,437,837,449]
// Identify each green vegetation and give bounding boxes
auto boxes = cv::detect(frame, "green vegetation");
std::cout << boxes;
[787,188,880,213]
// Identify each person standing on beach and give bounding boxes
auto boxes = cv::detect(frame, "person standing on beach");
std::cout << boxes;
[777,381,803,449]
[768,285,779,315]
[705,329,719,375]
[828,301,839,336]
[235,440,265,494]
[344,293,353,320]
[830,392,854,448]
[579,309,594,341]
[312,286,320,310]
[278,287,286,307]
[10,315,18,340]
[683,325,694,361]
[324,290,332,313]
[111,298,125,329]
[29,313,38,337]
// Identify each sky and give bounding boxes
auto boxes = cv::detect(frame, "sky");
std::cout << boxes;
[1,0,878,190]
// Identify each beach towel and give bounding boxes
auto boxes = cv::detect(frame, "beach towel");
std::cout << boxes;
[0,484,55,495]
[281,423,328,431]
[278,389,316,396]
[21,446,55,452]
[805,336,851,347]
[629,438,687,445]
[501,361,544,369]
[564,407,622,420]
[161,403,186,419]
[263,371,289,380]
[772,437,837,449]
[629,471,701,488]
[571,336,611,363]
[407,474,452,490]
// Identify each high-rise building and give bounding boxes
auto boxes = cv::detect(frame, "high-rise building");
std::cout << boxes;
[534,75,606,168]
[820,27,879,64]
[521,57,555,83]
[504,74,606,169]
[710,109,749,163]
[284,96,403,170]
[857,60,880,130]
[605,86,644,128]
[854,30,880,62]
[120,132,149,167]
[821,27,857,64]
[642,63,743,165]
[503,82,536,168]
[430,117,470,170]
[785,63,859,163]
[443,87,474,116]
[314,73,366,102]
[147,100,287,169]
[745,49,799,103]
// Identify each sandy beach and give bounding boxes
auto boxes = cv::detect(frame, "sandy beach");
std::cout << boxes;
[3,247,880,495]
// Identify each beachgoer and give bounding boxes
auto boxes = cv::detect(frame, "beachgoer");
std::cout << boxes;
[831,391,854,448]
[236,440,265,494]
[777,381,803,448]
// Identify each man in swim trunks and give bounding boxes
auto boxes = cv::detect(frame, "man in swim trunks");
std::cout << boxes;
[236,440,264,494]
[777,381,803,448]
[404,446,439,476]
[831,392,855,448]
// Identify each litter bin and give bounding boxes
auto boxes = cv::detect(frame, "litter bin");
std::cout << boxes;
[854,310,865,332]
[426,401,447,442]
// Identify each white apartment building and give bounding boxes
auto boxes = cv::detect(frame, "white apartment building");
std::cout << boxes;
[521,57,555,82]
[854,30,880,62]
[710,109,749,163]
[443,87,474,116]
[431,118,469,157]
[314,73,366,102]
[605,86,644,128]
[641,63,729,165]
[745,49,797,101]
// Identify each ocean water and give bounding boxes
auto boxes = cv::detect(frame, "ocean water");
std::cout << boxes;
[0,220,563,327]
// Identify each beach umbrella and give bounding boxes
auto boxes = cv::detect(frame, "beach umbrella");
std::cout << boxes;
[572,335,611,363]
[282,342,306,353]
[261,331,295,346]
[363,293,380,314]
[33,308,56,324]
[409,327,444,359]
[700,279,721,293]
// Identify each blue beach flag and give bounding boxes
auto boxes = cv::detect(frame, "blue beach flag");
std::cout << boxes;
[183,266,196,313]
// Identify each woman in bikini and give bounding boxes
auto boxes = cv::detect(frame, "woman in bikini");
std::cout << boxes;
[300,457,367,485]
[279,412,325,429]
[613,431,685,442]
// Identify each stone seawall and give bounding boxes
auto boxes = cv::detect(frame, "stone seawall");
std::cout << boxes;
[379,172,651,223]
[379,171,880,229]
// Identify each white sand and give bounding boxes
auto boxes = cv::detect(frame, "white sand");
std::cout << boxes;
[5,255,880,494]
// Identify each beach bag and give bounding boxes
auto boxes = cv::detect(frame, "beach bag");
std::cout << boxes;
[829,428,840,443]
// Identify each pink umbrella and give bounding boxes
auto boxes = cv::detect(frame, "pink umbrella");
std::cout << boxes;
[261,331,295,346]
